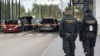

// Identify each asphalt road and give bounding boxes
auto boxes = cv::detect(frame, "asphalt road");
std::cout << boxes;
[0,31,58,56]
[0,25,99,56]
[44,36,100,56]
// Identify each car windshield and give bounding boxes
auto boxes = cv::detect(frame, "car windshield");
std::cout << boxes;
[5,20,18,24]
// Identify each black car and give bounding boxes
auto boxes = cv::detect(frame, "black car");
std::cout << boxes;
[19,16,36,31]
[34,18,59,31]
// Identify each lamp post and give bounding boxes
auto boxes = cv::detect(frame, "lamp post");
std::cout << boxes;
[12,0,13,19]
[16,0,17,19]
[61,0,63,18]
[5,0,7,20]
[48,0,50,17]
[34,0,37,17]
[38,3,41,18]
[6,0,10,20]
[51,0,54,18]
[19,0,20,18]
[69,0,72,8]
[7,0,10,19]
[0,0,1,24]
[2,0,5,19]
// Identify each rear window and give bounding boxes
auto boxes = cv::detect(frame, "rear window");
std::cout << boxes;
[41,18,57,24]
[5,20,18,24]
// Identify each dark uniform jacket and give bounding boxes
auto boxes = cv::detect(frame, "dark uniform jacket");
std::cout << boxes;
[79,14,98,41]
[59,14,78,41]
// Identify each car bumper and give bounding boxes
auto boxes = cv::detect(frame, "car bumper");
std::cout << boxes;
[4,29,18,32]
[39,27,55,31]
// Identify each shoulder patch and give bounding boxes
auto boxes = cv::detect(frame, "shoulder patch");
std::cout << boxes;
[86,20,96,24]
[65,20,75,23]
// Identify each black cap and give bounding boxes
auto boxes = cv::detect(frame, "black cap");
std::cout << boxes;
[85,9,92,13]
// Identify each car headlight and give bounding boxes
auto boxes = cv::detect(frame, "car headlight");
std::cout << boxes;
[3,25,6,28]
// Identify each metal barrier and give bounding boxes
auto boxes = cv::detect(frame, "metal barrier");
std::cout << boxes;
[0,24,59,27]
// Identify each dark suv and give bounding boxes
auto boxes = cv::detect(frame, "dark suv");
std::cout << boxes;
[34,18,59,31]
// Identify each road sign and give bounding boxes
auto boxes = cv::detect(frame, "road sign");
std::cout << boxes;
[58,1,68,12]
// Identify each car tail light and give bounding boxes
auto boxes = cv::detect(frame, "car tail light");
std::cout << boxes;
[38,24,43,26]
[45,24,50,27]
[14,25,20,29]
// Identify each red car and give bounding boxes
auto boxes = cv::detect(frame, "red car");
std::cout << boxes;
[3,20,22,33]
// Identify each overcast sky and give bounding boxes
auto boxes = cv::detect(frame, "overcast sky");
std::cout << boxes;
[21,0,70,12]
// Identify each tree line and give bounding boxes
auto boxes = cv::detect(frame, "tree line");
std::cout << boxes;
[0,2,63,19]
[1,1,74,20]
[0,1,26,20]
[27,4,63,19]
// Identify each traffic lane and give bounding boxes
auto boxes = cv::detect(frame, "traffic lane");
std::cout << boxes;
[0,32,58,56]
[98,24,100,35]
[95,36,100,56]
[0,31,49,40]
[0,31,32,40]
[43,36,100,56]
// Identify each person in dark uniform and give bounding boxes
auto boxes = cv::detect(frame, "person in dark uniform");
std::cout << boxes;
[79,9,98,56]
[59,9,78,56]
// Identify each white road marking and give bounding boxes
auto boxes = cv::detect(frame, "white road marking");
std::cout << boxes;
[0,32,57,56]
[26,34,33,36]
[16,34,23,36]
[41,36,58,56]
[47,34,53,36]
[6,34,14,36]
[36,34,43,36]
[0,35,2,36]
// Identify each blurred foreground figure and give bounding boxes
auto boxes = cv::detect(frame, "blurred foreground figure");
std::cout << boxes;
[79,9,98,56]
[59,9,78,56]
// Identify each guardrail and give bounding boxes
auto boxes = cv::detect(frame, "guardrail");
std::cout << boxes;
[0,24,60,26]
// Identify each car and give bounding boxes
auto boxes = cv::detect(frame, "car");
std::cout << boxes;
[19,16,36,31]
[34,18,59,31]
[3,20,22,33]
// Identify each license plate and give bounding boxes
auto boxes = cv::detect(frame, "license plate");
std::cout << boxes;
[8,29,12,30]
[45,24,50,27]
[41,27,52,30]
